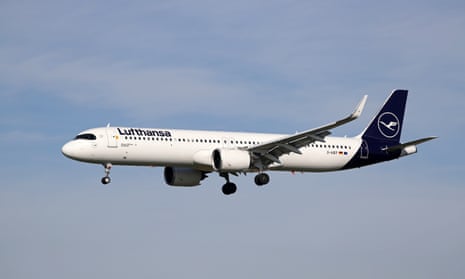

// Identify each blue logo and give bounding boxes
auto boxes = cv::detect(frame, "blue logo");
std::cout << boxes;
[377,112,400,138]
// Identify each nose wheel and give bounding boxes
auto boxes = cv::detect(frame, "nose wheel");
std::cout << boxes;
[101,176,111,184]
[101,163,112,185]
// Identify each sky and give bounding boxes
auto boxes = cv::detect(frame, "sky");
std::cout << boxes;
[1,0,464,278]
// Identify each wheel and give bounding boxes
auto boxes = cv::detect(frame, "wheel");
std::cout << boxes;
[222,182,237,195]
[101,176,111,185]
[254,173,270,186]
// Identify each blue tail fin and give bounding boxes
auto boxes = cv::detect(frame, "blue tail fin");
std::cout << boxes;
[360,89,408,143]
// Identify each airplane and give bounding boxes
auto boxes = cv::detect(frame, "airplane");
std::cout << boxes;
[61,89,436,195]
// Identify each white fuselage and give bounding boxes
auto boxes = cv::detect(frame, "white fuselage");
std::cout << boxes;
[62,126,361,172]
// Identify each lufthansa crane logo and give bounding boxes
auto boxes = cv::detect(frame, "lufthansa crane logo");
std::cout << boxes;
[377,112,400,138]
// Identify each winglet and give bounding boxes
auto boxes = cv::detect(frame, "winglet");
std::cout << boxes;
[351,95,368,119]
[331,94,368,128]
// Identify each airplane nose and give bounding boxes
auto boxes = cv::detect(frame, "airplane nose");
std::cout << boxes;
[61,142,75,158]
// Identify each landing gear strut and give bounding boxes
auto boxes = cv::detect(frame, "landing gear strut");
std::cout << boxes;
[101,163,112,185]
[220,173,237,195]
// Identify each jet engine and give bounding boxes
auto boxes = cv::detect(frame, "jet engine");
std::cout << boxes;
[212,149,251,171]
[164,167,205,187]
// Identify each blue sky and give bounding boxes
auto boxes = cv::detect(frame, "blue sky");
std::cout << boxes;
[1,0,464,278]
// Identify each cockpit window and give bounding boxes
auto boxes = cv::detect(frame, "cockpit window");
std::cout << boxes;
[75,133,97,140]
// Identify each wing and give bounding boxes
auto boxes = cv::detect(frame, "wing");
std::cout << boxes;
[247,95,368,168]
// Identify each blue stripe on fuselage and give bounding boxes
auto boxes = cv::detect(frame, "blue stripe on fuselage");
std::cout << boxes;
[342,138,401,170]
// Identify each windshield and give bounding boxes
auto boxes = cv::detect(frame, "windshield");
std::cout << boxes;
[74,133,97,140]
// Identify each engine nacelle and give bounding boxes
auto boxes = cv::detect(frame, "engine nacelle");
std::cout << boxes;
[164,167,204,187]
[212,149,251,171]
[400,145,417,157]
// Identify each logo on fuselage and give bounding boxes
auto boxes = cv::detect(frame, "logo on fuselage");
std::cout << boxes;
[377,112,400,138]
[117,128,172,137]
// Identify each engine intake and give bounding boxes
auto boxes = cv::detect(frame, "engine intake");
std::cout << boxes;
[213,149,251,171]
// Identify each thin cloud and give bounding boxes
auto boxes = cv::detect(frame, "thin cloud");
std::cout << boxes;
[2,1,463,127]
[0,130,61,143]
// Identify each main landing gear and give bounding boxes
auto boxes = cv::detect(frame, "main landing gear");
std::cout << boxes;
[101,163,112,185]
[220,172,270,195]
[255,173,270,186]
[220,173,237,195]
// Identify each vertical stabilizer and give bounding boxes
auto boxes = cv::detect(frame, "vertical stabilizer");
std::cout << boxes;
[359,89,408,143]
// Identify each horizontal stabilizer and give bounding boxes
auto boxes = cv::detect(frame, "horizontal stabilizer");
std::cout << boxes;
[383,136,438,152]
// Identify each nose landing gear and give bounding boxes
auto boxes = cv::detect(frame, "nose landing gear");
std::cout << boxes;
[101,163,112,185]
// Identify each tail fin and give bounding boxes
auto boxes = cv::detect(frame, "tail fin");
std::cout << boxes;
[359,89,408,143]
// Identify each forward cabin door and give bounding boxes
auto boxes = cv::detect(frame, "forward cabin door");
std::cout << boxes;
[106,127,119,148]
